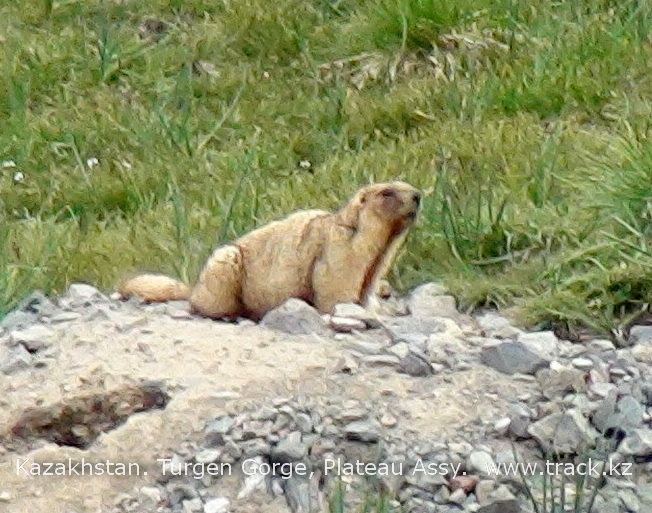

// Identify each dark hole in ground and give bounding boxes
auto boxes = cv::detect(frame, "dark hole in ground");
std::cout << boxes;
[8,381,170,449]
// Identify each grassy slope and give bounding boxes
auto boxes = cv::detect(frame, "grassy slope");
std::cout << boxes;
[2,0,652,336]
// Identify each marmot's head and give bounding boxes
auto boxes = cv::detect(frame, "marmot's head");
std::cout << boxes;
[338,181,421,234]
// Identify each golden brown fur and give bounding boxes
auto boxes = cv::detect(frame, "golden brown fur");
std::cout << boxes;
[119,182,420,320]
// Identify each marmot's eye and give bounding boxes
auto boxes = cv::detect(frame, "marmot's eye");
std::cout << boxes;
[381,189,395,198]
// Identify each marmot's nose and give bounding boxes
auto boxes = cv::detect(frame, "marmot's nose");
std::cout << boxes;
[412,191,421,207]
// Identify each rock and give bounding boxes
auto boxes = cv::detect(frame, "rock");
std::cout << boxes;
[632,344,652,364]
[475,312,521,339]
[408,283,457,318]
[494,418,511,436]
[619,429,652,457]
[388,342,410,359]
[10,325,56,353]
[467,451,496,476]
[572,357,594,370]
[203,497,230,513]
[507,403,533,439]
[138,486,163,506]
[61,283,107,308]
[329,316,366,332]
[517,331,559,360]
[0,344,32,374]
[537,366,586,399]
[333,303,380,328]
[195,449,220,464]
[406,463,448,493]
[399,351,433,377]
[629,325,652,345]
[344,419,382,443]
[481,341,548,375]
[447,488,466,505]
[0,291,55,332]
[205,416,235,446]
[283,473,321,513]
[528,410,599,454]
[476,485,521,513]
[475,480,495,504]
[260,299,330,336]
[50,312,82,323]
[271,431,307,463]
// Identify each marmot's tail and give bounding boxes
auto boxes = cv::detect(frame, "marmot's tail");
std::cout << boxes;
[118,273,191,302]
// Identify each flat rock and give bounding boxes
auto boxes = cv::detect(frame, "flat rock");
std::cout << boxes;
[408,283,457,318]
[528,410,599,454]
[9,325,56,353]
[203,497,230,513]
[481,341,548,375]
[344,419,382,443]
[329,316,366,332]
[629,325,652,345]
[399,351,433,377]
[0,345,32,374]
[517,331,559,360]
[332,303,380,327]
[619,429,652,457]
[60,283,107,308]
[271,431,307,463]
[475,311,522,339]
[261,299,330,336]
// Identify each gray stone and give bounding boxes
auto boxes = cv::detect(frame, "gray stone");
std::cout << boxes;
[204,416,235,445]
[475,480,496,504]
[528,410,599,454]
[283,473,321,513]
[572,357,594,370]
[195,449,220,464]
[632,344,652,364]
[399,351,433,377]
[332,303,380,328]
[61,283,107,308]
[481,341,548,375]
[476,485,521,513]
[261,299,330,336]
[9,325,55,353]
[507,403,533,439]
[517,331,559,360]
[475,311,521,339]
[467,450,496,476]
[50,312,82,323]
[388,342,410,359]
[344,419,382,443]
[271,431,307,463]
[619,429,652,457]
[408,283,457,318]
[138,486,163,506]
[203,497,230,513]
[406,463,448,493]
[0,344,32,374]
[629,325,652,345]
[537,367,586,399]
[329,316,366,332]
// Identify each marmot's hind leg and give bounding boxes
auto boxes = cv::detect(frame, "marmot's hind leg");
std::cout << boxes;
[190,245,244,319]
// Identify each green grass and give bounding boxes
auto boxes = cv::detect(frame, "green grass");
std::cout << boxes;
[3,0,652,336]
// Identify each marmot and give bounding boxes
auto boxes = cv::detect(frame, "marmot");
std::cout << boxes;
[119,181,421,320]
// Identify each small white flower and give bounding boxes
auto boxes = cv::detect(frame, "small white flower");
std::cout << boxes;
[86,157,99,168]
[299,160,312,169]
[2,160,16,168]
[120,159,132,170]
[263,71,270,79]
[13,171,25,182]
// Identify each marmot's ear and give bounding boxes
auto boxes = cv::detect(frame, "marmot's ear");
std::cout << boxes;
[337,189,367,230]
